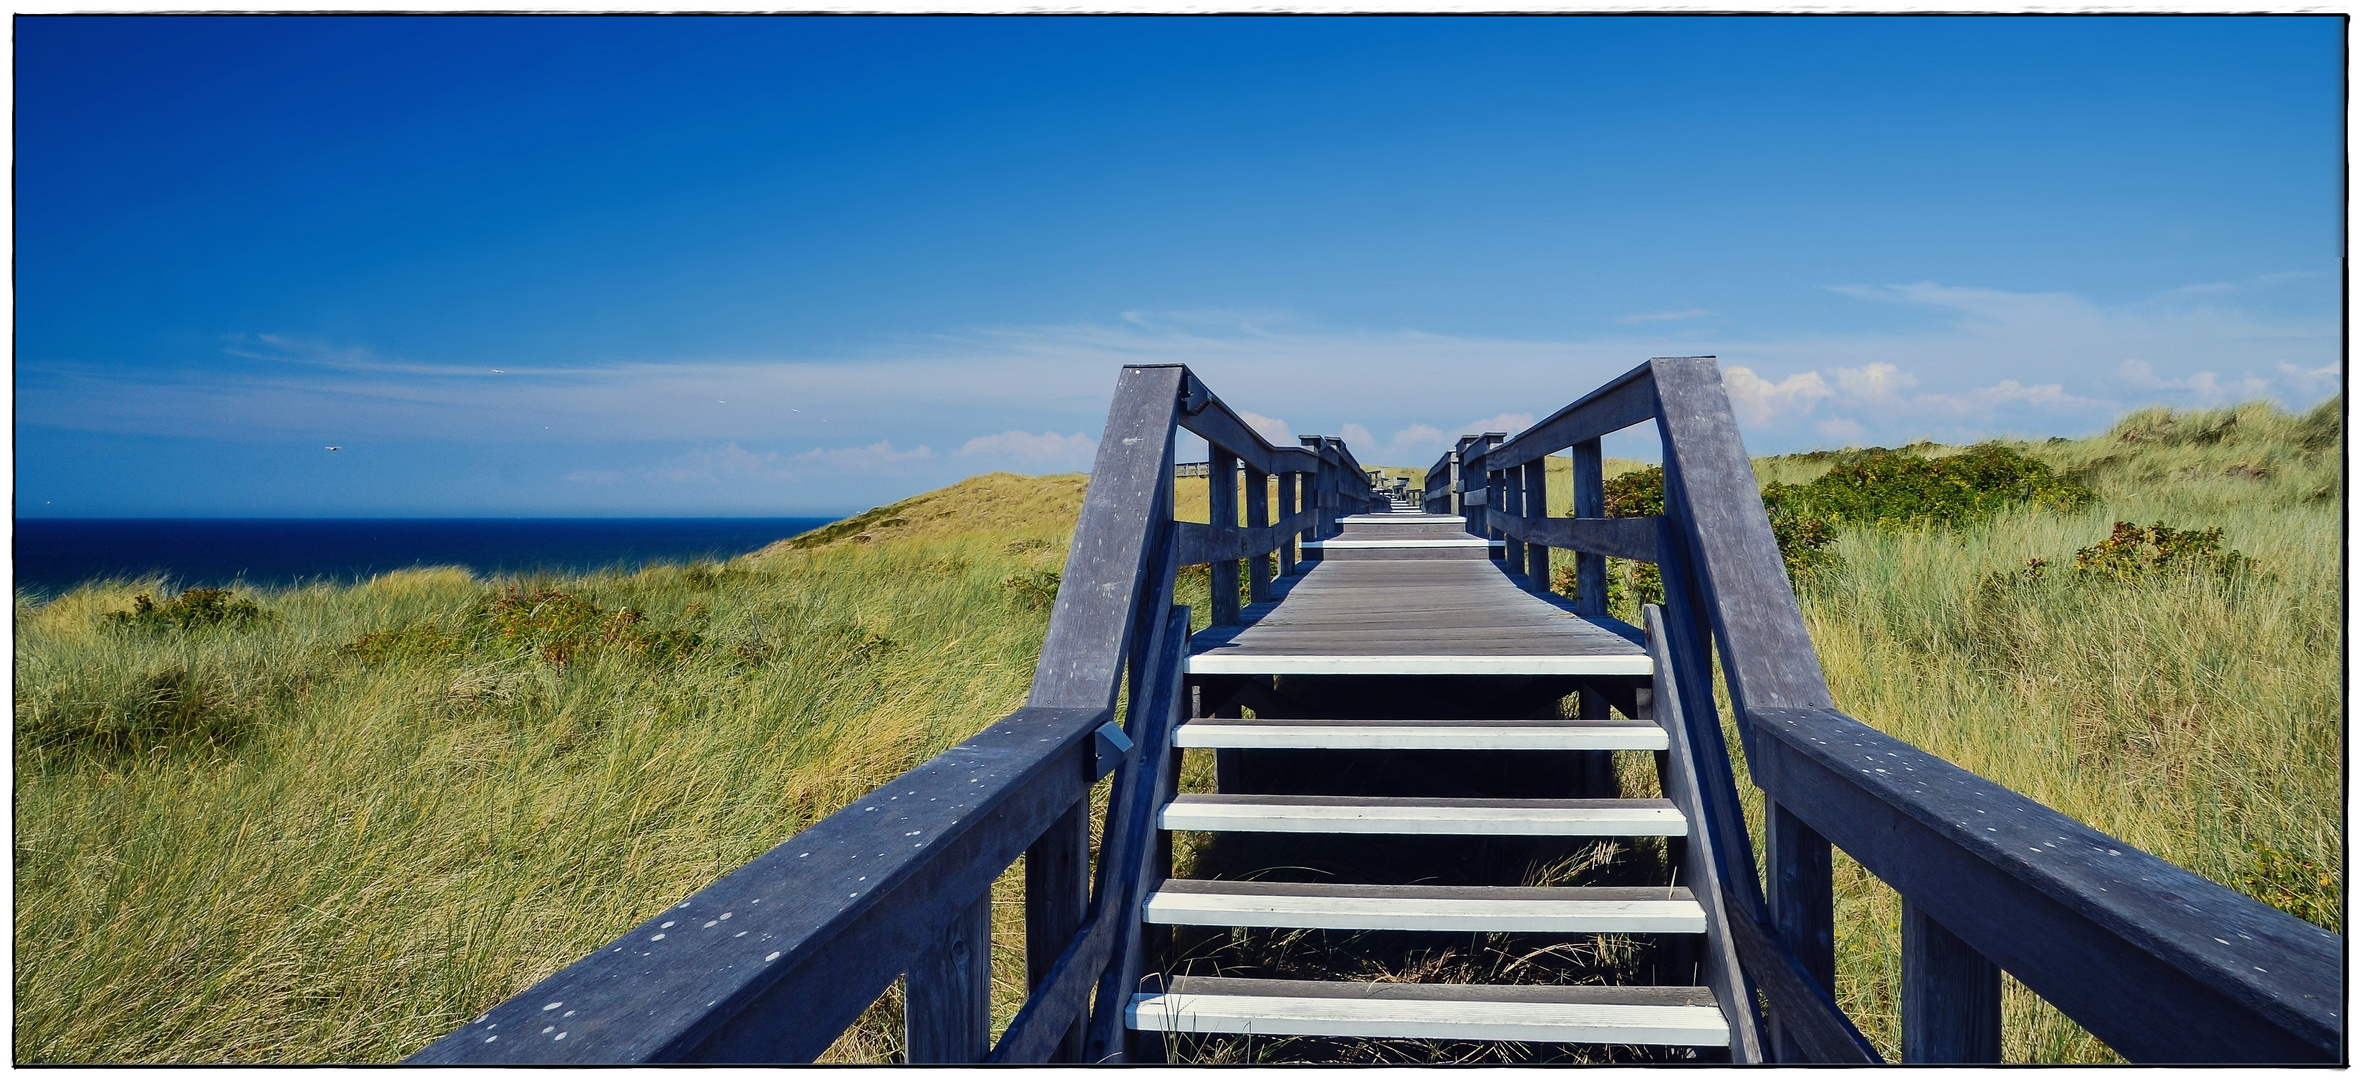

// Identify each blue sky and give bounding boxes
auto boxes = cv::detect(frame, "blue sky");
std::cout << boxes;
[16,15,2344,517]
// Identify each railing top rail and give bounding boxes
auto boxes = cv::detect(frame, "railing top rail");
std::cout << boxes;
[1161,366,1318,476]
[405,704,1110,1064]
[1750,705,2342,1061]
[1478,358,1663,472]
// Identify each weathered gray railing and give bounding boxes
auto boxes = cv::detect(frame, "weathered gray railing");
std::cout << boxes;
[1442,355,2342,1063]
[406,364,1376,1064]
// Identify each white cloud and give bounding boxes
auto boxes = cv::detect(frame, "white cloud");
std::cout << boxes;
[791,440,934,476]
[954,429,1098,471]
[1833,362,1918,401]
[1460,413,1534,439]
[1815,417,1869,443]
[2277,362,2343,398]
[1237,411,1296,445]
[1722,367,1834,425]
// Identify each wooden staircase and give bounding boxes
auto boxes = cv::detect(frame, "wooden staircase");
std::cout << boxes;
[1124,511,1738,1061]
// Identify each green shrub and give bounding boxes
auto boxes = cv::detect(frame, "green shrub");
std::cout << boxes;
[469,586,703,666]
[1000,569,1062,610]
[2240,842,2339,928]
[1764,443,2094,528]
[1590,465,1833,599]
[1984,521,2256,594]
[104,588,271,633]
[16,658,251,757]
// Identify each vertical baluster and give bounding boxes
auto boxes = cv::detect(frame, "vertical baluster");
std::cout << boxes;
[1500,462,1525,570]
[1572,438,1607,618]
[1902,902,2002,1062]
[905,892,992,1063]
[1769,802,1836,1060]
[1523,457,1550,592]
[1276,471,1298,578]
[1312,434,1331,543]
[1023,805,1088,1061]
[1245,463,1271,603]
[1208,447,1239,626]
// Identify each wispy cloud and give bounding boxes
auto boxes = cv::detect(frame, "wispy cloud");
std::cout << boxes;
[1615,308,1713,325]
[17,277,2338,513]
[955,429,1098,471]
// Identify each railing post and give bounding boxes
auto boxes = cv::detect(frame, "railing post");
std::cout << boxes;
[1902,901,2003,1063]
[905,891,992,1063]
[1499,463,1523,569]
[1276,471,1298,578]
[1768,801,1836,1060]
[1024,804,1089,1061]
[1446,447,1462,516]
[1245,463,1271,603]
[1486,469,1505,554]
[1522,457,1549,592]
[1571,439,1606,617]
[1299,437,1326,541]
[1208,447,1240,625]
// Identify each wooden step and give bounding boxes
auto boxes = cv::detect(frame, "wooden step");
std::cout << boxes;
[1305,537,1498,561]
[1174,716,1668,751]
[1127,977,1729,1046]
[1145,880,1705,933]
[1159,794,1687,837]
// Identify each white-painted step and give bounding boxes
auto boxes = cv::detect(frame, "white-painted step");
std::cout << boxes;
[1302,538,1497,549]
[1183,653,1654,677]
[1174,716,1668,751]
[1145,880,1706,934]
[1158,794,1688,837]
[1127,977,1730,1047]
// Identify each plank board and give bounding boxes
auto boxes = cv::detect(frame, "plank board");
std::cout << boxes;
[1186,558,1650,676]
[1146,880,1706,933]
[1159,794,1688,836]
[1173,717,1668,751]
[1128,977,1729,1046]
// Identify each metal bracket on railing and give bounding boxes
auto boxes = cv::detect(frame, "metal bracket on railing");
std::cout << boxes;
[1091,720,1135,780]
[1177,372,1212,417]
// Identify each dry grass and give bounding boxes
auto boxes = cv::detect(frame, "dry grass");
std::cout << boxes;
[16,520,1079,1062]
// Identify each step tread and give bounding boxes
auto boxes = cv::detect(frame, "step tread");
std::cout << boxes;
[1146,880,1705,933]
[1174,716,1668,751]
[1159,794,1688,837]
[1128,977,1728,1045]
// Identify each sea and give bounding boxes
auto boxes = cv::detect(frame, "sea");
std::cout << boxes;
[11,518,839,595]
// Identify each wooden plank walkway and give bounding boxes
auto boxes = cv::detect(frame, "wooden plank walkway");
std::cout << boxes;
[1183,556,1650,676]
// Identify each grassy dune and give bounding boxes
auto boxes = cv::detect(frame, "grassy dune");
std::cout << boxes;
[12,405,2341,1063]
[14,474,1084,1063]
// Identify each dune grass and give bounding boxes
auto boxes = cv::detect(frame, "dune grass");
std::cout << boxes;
[13,483,1081,1062]
[13,403,2340,1063]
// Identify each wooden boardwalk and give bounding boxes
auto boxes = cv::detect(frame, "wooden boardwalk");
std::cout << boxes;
[412,359,2340,1067]
[1187,514,1648,678]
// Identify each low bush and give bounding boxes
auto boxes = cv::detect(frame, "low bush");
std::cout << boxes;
[104,588,272,633]
[1983,521,2257,594]
[1763,443,2094,528]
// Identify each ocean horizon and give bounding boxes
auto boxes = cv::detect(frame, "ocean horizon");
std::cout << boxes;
[11,517,840,595]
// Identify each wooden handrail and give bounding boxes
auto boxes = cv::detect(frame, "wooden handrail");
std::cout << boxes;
[403,704,1110,1063]
[1748,705,2343,1062]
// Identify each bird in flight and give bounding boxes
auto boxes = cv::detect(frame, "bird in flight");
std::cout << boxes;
[325,446,342,451]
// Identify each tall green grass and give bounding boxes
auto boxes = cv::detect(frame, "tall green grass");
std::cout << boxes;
[15,538,1070,1063]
